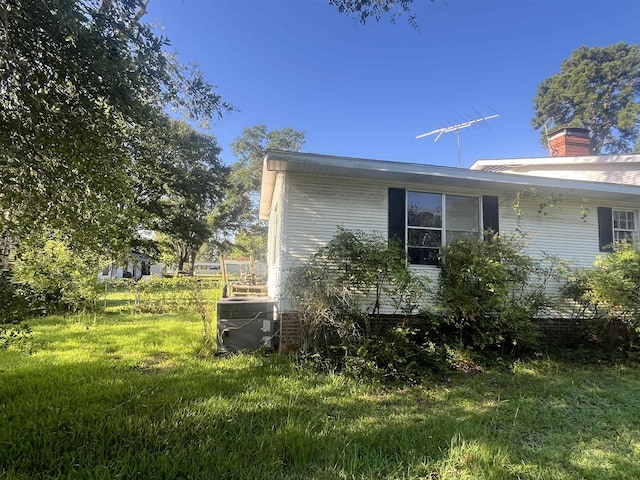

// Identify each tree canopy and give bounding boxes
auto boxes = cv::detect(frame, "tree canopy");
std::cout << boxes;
[329,0,430,29]
[231,224,268,262]
[0,0,230,254]
[230,125,306,195]
[532,43,640,154]
[147,121,228,274]
[231,125,305,211]
[208,125,305,261]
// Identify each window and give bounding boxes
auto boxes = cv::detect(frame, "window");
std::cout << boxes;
[613,210,636,243]
[598,207,638,251]
[407,192,480,265]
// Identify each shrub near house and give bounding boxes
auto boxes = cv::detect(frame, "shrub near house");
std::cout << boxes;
[287,228,564,382]
[438,233,560,352]
[286,228,434,381]
[564,243,640,346]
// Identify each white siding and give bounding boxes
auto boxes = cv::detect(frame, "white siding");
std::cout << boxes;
[499,194,640,302]
[499,195,599,268]
[284,173,387,264]
[499,195,640,267]
[275,173,386,312]
[278,173,486,311]
[271,170,640,313]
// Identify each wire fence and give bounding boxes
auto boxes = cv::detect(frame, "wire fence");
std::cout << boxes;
[102,277,222,315]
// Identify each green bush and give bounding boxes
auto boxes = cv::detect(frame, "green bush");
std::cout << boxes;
[12,237,102,314]
[1,267,36,350]
[0,270,31,324]
[584,243,640,323]
[286,228,431,378]
[346,325,450,384]
[563,243,640,348]
[287,229,567,383]
[437,233,560,353]
[0,322,33,351]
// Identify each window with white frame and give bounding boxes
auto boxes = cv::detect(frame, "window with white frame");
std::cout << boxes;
[407,192,480,265]
[613,209,637,243]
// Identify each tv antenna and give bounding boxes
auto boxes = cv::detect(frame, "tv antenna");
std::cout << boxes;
[416,111,500,167]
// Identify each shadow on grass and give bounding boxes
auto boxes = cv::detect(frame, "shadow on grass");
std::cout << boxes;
[2,338,640,478]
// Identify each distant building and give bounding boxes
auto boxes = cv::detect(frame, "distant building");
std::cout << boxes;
[97,253,160,281]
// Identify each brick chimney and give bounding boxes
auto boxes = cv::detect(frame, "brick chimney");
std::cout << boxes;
[547,127,591,156]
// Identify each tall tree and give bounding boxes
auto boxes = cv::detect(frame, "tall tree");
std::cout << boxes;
[147,121,228,274]
[532,43,640,154]
[231,223,268,262]
[230,125,306,195]
[223,126,305,260]
[0,0,230,255]
[208,125,305,258]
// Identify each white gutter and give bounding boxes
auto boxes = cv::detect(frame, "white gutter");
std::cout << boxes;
[260,150,640,218]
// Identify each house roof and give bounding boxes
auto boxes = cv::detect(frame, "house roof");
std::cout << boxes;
[470,153,640,172]
[260,150,640,220]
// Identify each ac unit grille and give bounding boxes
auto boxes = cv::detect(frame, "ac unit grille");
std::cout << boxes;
[217,300,274,320]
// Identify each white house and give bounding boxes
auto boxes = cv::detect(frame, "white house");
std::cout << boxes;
[97,253,160,281]
[259,146,640,350]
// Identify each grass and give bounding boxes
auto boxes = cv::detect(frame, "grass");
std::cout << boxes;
[1,312,640,479]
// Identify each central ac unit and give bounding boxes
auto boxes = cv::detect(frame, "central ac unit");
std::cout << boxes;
[216,297,276,354]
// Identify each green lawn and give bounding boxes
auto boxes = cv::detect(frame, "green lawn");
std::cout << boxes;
[1,313,640,479]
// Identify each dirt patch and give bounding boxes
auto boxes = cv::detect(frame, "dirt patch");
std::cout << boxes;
[134,352,174,374]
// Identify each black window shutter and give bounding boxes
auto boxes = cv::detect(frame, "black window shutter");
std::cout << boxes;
[388,188,406,249]
[597,207,613,252]
[482,195,500,234]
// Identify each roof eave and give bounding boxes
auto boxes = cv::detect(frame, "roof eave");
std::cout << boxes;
[259,155,275,220]
[261,150,640,208]
[470,153,640,170]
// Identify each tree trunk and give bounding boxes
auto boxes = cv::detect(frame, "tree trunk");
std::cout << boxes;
[188,250,197,276]
[0,233,15,270]
[177,255,186,272]
[174,240,189,273]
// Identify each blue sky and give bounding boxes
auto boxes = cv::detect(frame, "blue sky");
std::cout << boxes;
[147,0,640,168]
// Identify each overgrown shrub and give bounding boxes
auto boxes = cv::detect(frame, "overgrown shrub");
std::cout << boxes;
[0,270,31,323]
[287,229,568,382]
[0,323,33,351]
[583,243,640,323]
[286,228,431,377]
[437,233,561,353]
[563,243,640,349]
[12,237,102,315]
[345,325,450,384]
[561,269,610,345]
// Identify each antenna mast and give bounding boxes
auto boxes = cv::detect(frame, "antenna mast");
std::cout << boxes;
[543,124,557,156]
[416,112,500,167]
